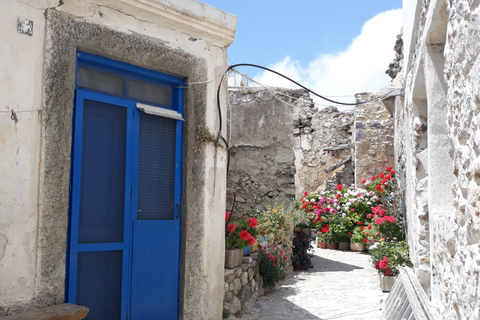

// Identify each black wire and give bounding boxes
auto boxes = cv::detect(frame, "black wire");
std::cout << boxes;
[226,63,396,106]
[215,62,404,176]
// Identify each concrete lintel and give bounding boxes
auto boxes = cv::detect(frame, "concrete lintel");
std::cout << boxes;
[88,0,237,47]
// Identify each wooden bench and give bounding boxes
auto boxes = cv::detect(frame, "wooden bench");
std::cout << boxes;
[0,303,88,320]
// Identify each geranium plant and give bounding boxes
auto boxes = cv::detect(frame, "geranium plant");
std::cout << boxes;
[369,241,412,276]
[225,212,258,249]
[258,244,287,288]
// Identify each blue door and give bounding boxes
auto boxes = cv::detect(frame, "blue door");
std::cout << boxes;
[68,52,184,320]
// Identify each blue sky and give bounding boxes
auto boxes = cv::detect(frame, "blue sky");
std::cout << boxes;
[201,1,403,109]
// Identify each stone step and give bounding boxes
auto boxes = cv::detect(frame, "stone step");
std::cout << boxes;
[0,304,88,320]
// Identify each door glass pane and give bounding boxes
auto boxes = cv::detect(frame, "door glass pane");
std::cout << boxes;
[137,112,176,220]
[79,100,126,243]
[128,79,172,107]
[77,67,125,96]
[77,251,122,320]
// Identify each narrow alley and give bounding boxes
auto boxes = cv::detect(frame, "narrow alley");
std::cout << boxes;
[230,247,388,320]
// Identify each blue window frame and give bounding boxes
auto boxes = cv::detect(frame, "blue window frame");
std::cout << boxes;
[67,52,184,320]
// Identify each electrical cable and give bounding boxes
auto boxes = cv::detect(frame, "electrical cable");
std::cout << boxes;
[225,63,401,106]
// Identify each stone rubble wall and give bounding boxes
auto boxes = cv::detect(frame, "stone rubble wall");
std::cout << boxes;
[400,0,480,318]
[226,88,299,217]
[293,101,354,196]
[223,245,292,316]
[353,93,395,184]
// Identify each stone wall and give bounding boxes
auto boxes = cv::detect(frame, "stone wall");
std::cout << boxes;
[400,0,480,318]
[226,88,355,216]
[223,244,292,316]
[353,93,395,184]
[226,88,300,217]
[293,101,354,195]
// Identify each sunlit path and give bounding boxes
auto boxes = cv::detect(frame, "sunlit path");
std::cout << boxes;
[229,247,388,320]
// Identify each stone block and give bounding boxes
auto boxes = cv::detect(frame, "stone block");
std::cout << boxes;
[227,274,236,283]
[232,278,241,295]
[242,256,252,264]
[248,268,255,280]
[356,130,366,141]
[234,267,243,277]
[229,296,241,314]
[241,271,249,285]
[225,249,243,269]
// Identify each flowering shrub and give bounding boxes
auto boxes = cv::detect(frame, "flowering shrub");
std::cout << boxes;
[299,166,405,246]
[369,241,412,276]
[258,244,287,288]
[225,213,258,249]
[255,199,299,243]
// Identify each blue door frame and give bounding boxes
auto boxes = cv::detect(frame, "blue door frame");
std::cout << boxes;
[67,52,184,320]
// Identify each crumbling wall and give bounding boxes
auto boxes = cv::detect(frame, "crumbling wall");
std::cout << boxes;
[293,98,354,195]
[354,93,395,184]
[226,88,299,217]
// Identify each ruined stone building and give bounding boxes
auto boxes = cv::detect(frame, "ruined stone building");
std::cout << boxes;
[0,1,235,319]
[395,0,480,318]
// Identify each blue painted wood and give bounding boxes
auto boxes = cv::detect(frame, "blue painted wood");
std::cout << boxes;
[130,220,181,320]
[68,52,184,320]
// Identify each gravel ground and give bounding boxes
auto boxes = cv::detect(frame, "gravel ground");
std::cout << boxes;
[229,246,389,320]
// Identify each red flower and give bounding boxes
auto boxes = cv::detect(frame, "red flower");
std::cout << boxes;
[386,166,392,171]
[227,223,237,233]
[239,230,251,241]
[384,269,391,276]
[336,184,343,191]
[351,209,355,212]
[375,185,382,190]
[284,256,287,261]
[361,227,365,231]
[267,252,271,256]
[380,173,385,178]
[304,191,308,196]
[247,237,255,245]
[336,194,341,199]
[357,222,362,225]
[348,232,351,235]
[248,217,258,228]
[390,170,396,175]
[225,212,230,221]
[363,238,368,243]
[361,179,366,184]
[371,175,376,180]
[273,263,277,266]
[368,225,372,230]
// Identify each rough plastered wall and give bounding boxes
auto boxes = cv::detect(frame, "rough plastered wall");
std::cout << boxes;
[402,0,480,318]
[0,1,236,319]
[293,96,354,195]
[226,88,299,217]
[353,93,395,184]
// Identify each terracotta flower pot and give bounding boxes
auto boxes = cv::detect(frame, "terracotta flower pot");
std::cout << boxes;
[327,243,337,250]
[225,249,243,269]
[338,241,349,251]
[350,242,365,252]
[317,241,327,249]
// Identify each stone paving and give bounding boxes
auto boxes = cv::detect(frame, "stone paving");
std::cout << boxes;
[228,246,389,320]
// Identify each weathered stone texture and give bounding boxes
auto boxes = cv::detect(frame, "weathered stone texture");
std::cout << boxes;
[226,88,299,217]
[354,93,394,184]
[400,0,480,318]
[293,98,354,195]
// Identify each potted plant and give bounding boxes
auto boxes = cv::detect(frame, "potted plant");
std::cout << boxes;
[350,226,366,252]
[316,233,327,249]
[369,241,413,292]
[225,213,258,268]
[292,231,314,270]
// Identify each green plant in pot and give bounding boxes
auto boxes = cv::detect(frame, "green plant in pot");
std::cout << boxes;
[350,226,366,252]
[225,214,258,268]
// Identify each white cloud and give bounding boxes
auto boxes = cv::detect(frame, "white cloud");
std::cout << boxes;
[253,9,403,111]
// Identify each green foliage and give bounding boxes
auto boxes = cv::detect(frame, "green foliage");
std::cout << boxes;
[222,310,230,319]
[259,245,287,288]
[255,198,300,242]
[369,241,413,276]
[351,226,365,243]
[292,231,313,270]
